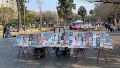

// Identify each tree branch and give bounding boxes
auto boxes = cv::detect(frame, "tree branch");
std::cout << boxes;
[87,0,120,4]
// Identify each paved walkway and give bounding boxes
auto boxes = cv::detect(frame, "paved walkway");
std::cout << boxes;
[0,32,120,68]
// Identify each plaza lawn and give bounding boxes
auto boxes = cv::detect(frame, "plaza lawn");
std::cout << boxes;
[0,27,53,38]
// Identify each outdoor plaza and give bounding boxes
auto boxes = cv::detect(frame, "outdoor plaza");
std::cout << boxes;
[0,0,120,68]
[0,28,120,68]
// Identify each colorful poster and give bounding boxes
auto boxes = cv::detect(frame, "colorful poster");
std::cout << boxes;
[22,34,29,47]
[13,32,112,49]
[96,35,100,48]
[13,35,21,46]
[92,37,96,47]
[64,32,69,40]
[105,33,111,48]
[42,32,50,46]
[54,33,59,45]
[30,34,40,47]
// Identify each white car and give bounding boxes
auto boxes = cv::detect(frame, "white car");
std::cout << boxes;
[81,24,94,30]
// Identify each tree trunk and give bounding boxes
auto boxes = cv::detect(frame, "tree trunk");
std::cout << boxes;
[118,19,120,26]
[16,0,21,32]
[82,17,84,23]
[114,18,117,26]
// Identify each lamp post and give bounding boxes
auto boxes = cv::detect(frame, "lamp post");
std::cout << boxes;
[38,0,42,28]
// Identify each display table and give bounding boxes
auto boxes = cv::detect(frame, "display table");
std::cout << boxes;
[13,31,112,65]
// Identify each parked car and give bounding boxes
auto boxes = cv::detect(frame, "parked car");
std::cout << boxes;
[69,20,83,30]
[10,28,18,32]
[70,23,81,30]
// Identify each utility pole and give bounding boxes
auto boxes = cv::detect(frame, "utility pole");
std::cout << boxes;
[37,0,43,28]
[56,2,59,26]
[16,0,20,32]
[39,0,42,28]
[23,0,29,30]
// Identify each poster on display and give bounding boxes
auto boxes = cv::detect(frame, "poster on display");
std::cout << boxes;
[30,34,40,47]
[77,33,83,48]
[105,33,111,48]
[96,34,100,48]
[88,32,93,47]
[85,32,90,48]
[78,33,82,42]
[92,37,96,47]
[54,32,59,45]
[81,33,86,48]
[42,32,54,47]
[64,32,69,40]
[13,35,29,47]
[99,33,106,47]
[22,34,29,47]
[68,32,73,46]
[98,33,111,48]
[88,37,93,47]
[68,33,80,48]
[42,32,51,46]
[18,35,24,46]
[13,35,21,46]
[69,40,80,48]
[13,32,112,48]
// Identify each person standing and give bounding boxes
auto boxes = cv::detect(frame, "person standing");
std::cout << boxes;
[5,24,11,38]
[3,24,7,38]
[7,25,11,38]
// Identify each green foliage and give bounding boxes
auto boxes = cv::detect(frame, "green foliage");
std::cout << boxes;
[78,6,87,22]
[19,0,26,24]
[57,0,76,22]
[72,14,82,20]
[43,11,55,23]
[89,10,94,15]
[25,11,36,25]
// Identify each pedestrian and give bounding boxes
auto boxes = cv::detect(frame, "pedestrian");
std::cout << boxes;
[3,24,7,38]
[5,24,8,38]
[5,24,11,38]
[7,24,11,38]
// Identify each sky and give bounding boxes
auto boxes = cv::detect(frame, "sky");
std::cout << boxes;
[26,0,95,14]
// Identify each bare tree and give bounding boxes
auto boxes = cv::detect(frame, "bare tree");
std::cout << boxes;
[86,0,120,4]
[93,3,120,26]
